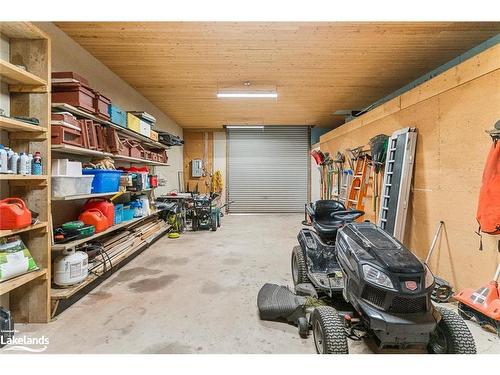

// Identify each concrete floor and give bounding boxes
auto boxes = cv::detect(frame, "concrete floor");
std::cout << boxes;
[10,214,500,354]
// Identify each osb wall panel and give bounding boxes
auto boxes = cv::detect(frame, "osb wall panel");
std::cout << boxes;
[320,49,500,290]
[183,131,214,194]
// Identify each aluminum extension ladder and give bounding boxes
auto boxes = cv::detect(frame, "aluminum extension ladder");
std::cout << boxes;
[336,169,353,204]
[377,127,418,241]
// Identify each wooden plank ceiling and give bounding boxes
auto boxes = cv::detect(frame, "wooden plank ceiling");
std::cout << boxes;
[56,22,500,129]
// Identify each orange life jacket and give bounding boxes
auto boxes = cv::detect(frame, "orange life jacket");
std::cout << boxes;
[477,140,500,235]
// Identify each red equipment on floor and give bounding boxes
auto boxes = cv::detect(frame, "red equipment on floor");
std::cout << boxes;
[455,263,500,337]
[0,198,32,230]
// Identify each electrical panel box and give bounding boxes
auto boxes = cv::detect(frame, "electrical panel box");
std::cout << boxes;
[191,159,203,178]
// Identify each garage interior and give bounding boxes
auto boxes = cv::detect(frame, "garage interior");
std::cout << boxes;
[0,20,500,355]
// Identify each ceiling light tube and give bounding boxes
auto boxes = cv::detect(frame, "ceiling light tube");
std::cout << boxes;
[217,92,277,98]
[225,125,264,129]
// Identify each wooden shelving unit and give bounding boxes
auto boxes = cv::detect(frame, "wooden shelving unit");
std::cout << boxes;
[49,75,171,316]
[0,22,51,323]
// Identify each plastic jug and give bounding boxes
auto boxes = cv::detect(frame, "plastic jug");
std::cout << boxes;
[32,151,43,175]
[78,208,109,233]
[5,148,13,172]
[9,153,19,174]
[26,153,33,175]
[0,198,32,230]
[138,195,151,216]
[18,153,29,175]
[0,145,7,173]
[82,198,115,227]
[130,200,143,218]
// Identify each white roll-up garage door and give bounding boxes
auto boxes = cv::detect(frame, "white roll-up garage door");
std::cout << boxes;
[227,126,309,213]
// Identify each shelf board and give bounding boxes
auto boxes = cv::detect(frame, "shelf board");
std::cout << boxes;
[0,174,47,180]
[51,144,113,158]
[52,103,168,150]
[113,154,170,166]
[0,116,47,133]
[52,144,169,166]
[51,225,168,300]
[0,222,48,238]
[0,59,47,90]
[0,269,47,295]
[52,188,156,201]
[52,209,165,251]
[52,191,121,201]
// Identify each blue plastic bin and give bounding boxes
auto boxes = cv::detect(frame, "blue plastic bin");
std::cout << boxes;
[82,169,123,193]
[114,204,123,225]
[109,104,127,128]
[122,206,134,221]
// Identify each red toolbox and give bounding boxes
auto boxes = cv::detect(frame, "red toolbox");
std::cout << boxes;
[117,138,132,156]
[106,129,122,154]
[141,149,152,161]
[52,83,96,114]
[93,91,111,121]
[52,71,89,86]
[0,198,32,230]
[80,119,98,149]
[156,150,168,164]
[129,142,144,159]
[51,125,84,147]
[51,112,80,129]
[94,124,107,151]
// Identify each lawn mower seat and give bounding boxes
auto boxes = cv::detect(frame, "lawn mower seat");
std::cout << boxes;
[311,200,345,241]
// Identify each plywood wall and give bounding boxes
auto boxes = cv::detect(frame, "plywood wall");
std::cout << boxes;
[320,44,500,291]
[183,130,214,194]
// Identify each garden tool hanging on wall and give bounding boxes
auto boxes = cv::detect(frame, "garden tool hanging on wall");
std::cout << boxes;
[311,150,334,199]
[369,134,389,217]
[332,151,345,198]
[424,221,454,303]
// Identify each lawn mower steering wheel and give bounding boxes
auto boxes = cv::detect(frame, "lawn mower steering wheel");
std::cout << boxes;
[331,210,364,223]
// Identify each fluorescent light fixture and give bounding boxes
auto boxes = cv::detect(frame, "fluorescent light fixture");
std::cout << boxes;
[225,125,264,129]
[217,92,277,98]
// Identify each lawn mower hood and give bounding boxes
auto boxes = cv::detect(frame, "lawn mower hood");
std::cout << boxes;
[337,222,425,278]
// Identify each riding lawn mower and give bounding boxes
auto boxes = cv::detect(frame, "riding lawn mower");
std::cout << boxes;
[257,200,476,354]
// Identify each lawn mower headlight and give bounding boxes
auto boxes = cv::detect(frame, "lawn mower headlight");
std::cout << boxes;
[362,264,394,290]
[424,264,435,289]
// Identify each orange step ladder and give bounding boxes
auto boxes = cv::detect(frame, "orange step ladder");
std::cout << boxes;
[346,155,371,216]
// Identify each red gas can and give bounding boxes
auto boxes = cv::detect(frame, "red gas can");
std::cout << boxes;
[0,198,32,230]
[78,209,109,233]
[82,198,115,227]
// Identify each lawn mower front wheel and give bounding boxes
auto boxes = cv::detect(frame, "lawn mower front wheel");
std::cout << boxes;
[311,306,348,354]
[428,306,477,354]
[291,246,310,286]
